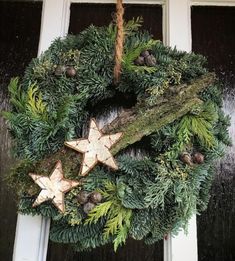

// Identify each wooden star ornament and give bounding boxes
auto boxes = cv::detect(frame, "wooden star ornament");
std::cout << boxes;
[65,118,123,176]
[29,161,80,213]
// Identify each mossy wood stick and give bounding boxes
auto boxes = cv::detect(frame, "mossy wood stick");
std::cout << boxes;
[101,73,216,155]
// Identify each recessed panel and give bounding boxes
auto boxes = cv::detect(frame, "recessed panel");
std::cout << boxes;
[192,6,235,261]
[69,3,163,40]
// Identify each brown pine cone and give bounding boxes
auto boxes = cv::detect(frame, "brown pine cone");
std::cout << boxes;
[66,66,76,77]
[140,50,150,58]
[77,191,90,204]
[89,191,102,204]
[134,56,145,66]
[193,152,204,164]
[180,152,193,166]
[83,202,96,214]
[145,54,157,67]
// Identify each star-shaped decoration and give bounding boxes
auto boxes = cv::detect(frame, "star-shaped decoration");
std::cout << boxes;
[29,161,80,212]
[65,118,123,176]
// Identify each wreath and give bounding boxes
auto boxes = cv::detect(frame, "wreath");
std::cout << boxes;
[4,18,230,252]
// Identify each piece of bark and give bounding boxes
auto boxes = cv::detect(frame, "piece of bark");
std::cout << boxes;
[102,73,216,155]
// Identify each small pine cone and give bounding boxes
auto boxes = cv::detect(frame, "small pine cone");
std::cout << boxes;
[180,152,193,166]
[89,191,102,204]
[77,191,90,205]
[54,65,66,76]
[66,66,76,77]
[83,202,96,214]
[193,152,204,164]
[145,54,157,67]
[134,56,145,66]
[140,50,150,58]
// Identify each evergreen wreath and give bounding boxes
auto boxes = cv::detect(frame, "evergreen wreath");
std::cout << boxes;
[4,19,231,252]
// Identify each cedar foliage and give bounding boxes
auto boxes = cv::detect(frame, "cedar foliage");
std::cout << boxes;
[3,20,230,252]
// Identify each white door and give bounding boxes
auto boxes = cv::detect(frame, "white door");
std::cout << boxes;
[12,1,235,261]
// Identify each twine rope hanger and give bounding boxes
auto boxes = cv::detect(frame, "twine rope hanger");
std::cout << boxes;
[113,0,124,84]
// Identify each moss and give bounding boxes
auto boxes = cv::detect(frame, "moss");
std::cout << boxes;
[8,148,82,197]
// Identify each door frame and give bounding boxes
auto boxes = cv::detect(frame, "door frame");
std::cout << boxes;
[13,1,235,261]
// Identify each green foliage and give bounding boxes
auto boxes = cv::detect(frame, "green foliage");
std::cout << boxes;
[122,39,159,73]
[107,17,143,40]
[85,201,113,224]
[123,17,143,35]
[178,102,218,147]
[27,84,47,118]
[19,197,58,218]
[4,22,230,253]
[4,78,48,120]
[163,101,219,162]
[85,181,132,251]
[3,79,83,159]
[7,77,26,112]
[5,159,36,196]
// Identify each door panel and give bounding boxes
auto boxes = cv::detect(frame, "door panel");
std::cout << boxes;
[46,3,163,261]
[191,6,235,261]
[0,2,42,260]
[69,3,163,40]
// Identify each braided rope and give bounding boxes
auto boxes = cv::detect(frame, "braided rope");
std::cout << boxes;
[113,0,124,84]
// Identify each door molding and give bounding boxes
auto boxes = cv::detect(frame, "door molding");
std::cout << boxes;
[71,0,165,4]
[191,0,235,6]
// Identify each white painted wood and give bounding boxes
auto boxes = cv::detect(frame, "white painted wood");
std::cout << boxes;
[191,0,235,6]
[37,0,70,55]
[164,215,198,261]
[71,0,165,4]
[13,214,50,261]
[165,0,191,52]
[164,1,198,261]
[13,0,71,260]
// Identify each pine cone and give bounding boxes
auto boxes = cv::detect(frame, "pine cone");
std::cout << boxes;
[66,66,76,77]
[77,191,90,204]
[145,54,157,67]
[180,152,193,166]
[134,56,145,66]
[193,152,204,164]
[90,191,102,204]
[83,202,96,214]
[140,50,150,58]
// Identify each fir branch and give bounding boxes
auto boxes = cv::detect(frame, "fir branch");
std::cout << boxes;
[26,84,48,120]
[178,102,218,149]
[122,39,159,73]
[85,181,132,251]
[85,201,113,225]
[123,17,143,35]
[7,77,26,112]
